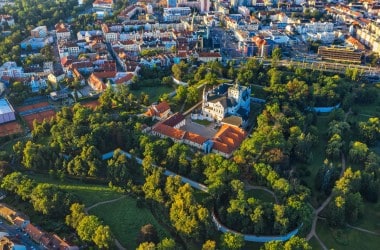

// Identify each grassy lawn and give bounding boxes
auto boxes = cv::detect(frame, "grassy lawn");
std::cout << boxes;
[316,219,380,250]
[246,189,275,203]
[353,202,380,233]
[192,119,212,126]
[29,174,122,207]
[130,85,174,103]
[90,197,170,249]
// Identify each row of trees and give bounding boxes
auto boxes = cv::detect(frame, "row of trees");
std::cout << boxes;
[1,172,75,218]
[66,203,114,248]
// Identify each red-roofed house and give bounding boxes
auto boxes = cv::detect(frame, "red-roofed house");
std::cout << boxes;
[145,101,171,120]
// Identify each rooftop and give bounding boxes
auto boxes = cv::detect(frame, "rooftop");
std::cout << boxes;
[0,98,14,115]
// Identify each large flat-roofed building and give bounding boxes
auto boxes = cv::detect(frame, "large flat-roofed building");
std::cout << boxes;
[0,98,15,124]
[318,46,363,64]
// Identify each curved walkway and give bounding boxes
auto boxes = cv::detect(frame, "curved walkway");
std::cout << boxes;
[84,196,127,250]
[85,195,126,212]
[102,150,302,243]
[346,224,380,236]
[244,183,279,203]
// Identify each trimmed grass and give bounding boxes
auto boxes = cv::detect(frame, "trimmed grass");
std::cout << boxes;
[29,174,122,207]
[130,85,174,103]
[316,219,380,250]
[90,197,170,248]
[192,119,212,126]
[246,189,275,203]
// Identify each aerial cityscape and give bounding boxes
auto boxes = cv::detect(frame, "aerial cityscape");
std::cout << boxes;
[0,0,379,249]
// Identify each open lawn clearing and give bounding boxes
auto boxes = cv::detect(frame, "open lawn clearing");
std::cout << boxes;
[353,202,380,233]
[130,86,174,103]
[90,197,170,249]
[246,189,276,203]
[316,219,380,250]
[29,174,122,207]
[308,236,320,249]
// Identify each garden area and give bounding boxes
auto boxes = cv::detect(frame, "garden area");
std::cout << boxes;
[130,85,174,104]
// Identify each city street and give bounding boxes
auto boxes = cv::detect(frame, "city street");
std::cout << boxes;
[0,218,41,249]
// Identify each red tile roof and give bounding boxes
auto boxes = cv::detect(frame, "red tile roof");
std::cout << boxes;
[212,125,247,154]
[114,73,134,84]
[25,223,45,242]
[184,131,207,145]
[153,123,185,140]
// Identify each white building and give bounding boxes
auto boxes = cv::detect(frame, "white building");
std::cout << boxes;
[55,23,71,41]
[202,83,251,124]
[0,62,24,78]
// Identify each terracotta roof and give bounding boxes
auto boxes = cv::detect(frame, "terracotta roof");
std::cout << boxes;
[212,124,247,154]
[155,101,170,113]
[153,123,185,140]
[0,205,17,220]
[25,223,45,242]
[88,73,107,91]
[13,216,27,227]
[184,131,207,145]
[93,71,116,79]
[114,73,134,84]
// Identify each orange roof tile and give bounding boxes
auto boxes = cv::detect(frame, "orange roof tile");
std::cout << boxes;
[25,223,45,242]
[184,132,207,145]
[153,123,185,140]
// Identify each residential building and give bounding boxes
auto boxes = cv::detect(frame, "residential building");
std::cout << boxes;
[20,36,53,50]
[0,14,14,26]
[196,52,222,62]
[145,101,171,120]
[93,0,113,11]
[163,7,191,21]
[55,23,71,41]
[31,26,48,38]
[0,62,24,78]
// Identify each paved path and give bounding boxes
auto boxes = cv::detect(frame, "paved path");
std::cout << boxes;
[102,150,303,242]
[85,195,126,212]
[346,224,380,236]
[244,183,279,203]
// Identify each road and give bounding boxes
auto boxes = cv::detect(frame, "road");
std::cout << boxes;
[0,219,41,249]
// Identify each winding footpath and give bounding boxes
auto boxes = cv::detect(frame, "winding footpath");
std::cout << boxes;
[102,150,302,243]
[244,183,279,204]
[84,196,127,250]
